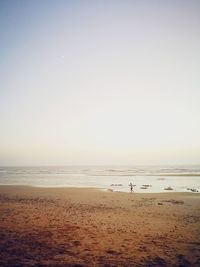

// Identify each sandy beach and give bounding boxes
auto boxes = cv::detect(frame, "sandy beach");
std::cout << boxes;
[0,186,200,266]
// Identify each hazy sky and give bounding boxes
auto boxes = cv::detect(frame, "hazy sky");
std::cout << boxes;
[1,0,200,165]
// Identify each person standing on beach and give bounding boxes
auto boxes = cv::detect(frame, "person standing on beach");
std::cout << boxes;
[129,182,133,193]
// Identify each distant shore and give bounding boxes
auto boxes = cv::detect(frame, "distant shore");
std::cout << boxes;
[1,166,200,193]
[0,185,200,266]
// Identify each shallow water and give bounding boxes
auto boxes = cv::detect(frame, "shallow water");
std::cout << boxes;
[0,165,200,193]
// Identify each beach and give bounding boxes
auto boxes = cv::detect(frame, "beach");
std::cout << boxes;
[0,186,200,266]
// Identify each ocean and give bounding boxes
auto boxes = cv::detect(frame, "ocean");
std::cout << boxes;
[0,165,200,193]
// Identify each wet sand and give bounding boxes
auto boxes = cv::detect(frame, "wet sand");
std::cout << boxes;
[0,186,200,266]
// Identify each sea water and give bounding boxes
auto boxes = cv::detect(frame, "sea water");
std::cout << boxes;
[0,165,200,193]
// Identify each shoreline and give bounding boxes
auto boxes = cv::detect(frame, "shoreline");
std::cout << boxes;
[0,184,200,195]
[0,185,200,266]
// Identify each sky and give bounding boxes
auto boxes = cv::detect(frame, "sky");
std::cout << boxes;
[0,0,200,166]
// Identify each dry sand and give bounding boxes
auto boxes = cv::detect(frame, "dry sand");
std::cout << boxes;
[0,186,200,266]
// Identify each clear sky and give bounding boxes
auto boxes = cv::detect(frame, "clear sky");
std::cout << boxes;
[0,0,200,166]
